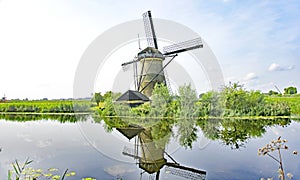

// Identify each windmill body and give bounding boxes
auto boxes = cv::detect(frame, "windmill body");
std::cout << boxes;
[138,47,166,97]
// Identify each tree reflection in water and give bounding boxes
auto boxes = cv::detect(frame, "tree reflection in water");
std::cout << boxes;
[197,118,291,149]
[0,113,291,152]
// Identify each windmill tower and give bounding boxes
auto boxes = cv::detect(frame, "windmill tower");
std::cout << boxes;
[121,11,203,97]
[137,47,166,97]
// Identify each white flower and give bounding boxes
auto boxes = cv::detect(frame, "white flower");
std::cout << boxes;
[287,172,293,179]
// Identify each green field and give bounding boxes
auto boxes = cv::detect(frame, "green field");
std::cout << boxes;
[0,100,91,113]
[266,95,300,116]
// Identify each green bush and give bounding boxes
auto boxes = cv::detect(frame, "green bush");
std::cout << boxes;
[97,83,292,118]
[197,83,291,117]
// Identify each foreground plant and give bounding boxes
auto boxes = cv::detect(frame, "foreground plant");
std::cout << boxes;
[8,159,74,180]
[258,136,298,180]
[8,158,33,180]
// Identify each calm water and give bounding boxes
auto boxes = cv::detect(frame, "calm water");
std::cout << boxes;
[0,115,300,179]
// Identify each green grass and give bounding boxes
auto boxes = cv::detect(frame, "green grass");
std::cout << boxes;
[266,95,300,115]
[0,100,91,113]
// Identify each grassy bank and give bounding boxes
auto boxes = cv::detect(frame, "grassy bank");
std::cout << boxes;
[0,100,91,113]
[266,95,300,115]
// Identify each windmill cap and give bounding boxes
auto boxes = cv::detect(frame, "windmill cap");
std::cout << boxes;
[138,47,164,60]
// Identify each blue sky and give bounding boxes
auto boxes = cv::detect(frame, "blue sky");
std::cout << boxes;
[0,0,299,99]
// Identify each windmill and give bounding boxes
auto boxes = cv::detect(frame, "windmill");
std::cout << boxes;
[121,11,203,97]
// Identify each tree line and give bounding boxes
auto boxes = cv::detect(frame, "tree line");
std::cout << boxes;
[94,83,292,118]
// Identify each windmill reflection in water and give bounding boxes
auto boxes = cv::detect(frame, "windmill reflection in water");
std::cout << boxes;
[117,123,206,180]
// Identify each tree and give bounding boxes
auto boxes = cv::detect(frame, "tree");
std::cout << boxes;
[178,84,198,119]
[92,92,103,106]
[149,83,171,117]
[284,86,297,95]
[220,82,247,116]
[197,91,221,116]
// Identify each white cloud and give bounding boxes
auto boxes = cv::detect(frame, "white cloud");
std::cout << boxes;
[268,63,280,71]
[37,139,53,148]
[17,133,33,142]
[268,63,295,71]
[104,165,135,176]
[244,72,258,81]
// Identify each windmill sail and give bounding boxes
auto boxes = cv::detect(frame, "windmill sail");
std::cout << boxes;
[165,163,206,180]
[143,11,158,49]
[163,37,203,55]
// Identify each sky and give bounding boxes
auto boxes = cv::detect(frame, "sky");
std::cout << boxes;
[0,0,299,99]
